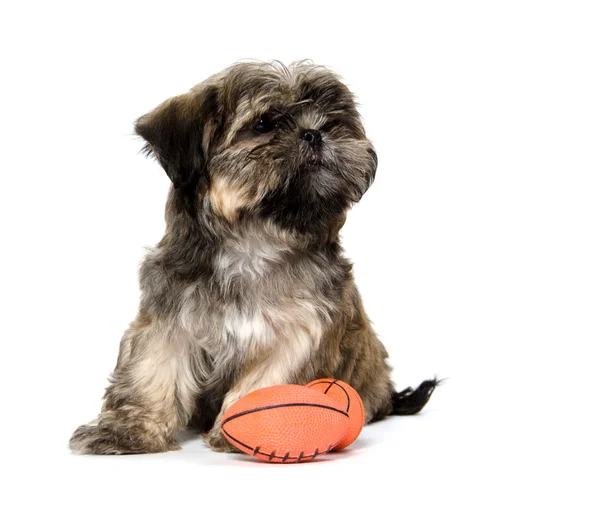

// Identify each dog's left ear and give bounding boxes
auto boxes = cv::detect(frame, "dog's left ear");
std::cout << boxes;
[135,85,219,190]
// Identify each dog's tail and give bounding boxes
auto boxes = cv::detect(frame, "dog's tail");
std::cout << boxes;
[391,378,439,415]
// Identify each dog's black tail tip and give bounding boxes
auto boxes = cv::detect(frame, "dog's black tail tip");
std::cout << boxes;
[392,377,440,416]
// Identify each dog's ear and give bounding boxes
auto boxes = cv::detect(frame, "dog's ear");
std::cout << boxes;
[135,86,219,189]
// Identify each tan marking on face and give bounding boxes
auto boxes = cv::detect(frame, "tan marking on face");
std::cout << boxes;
[209,177,251,222]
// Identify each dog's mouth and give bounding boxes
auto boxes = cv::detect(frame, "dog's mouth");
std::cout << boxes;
[301,154,323,169]
[299,144,327,169]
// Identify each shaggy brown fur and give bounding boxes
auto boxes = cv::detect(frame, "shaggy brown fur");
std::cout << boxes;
[69,61,437,455]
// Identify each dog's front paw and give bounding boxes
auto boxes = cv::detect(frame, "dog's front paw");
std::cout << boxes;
[69,421,178,455]
[203,427,240,453]
[69,423,128,455]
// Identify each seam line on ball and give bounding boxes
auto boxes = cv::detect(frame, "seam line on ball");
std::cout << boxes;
[221,402,349,428]
[307,381,352,413]
[222,427,322,462]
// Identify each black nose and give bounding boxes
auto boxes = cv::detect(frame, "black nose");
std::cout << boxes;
[301,129,322,147]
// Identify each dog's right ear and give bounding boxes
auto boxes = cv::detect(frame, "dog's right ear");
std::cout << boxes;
[135,85,220,190]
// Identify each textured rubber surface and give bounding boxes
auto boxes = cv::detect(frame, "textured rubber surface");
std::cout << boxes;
[221,384,350,463]
[306,379,365,450]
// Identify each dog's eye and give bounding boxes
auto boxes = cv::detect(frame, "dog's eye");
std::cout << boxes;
[253,116,275,134]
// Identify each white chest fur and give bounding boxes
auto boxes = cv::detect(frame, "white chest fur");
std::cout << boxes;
[178,229,332,387]
[213,231,329,379]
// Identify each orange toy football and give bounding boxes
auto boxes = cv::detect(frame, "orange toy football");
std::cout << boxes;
[306,379,365,450]
[221,384,350,463]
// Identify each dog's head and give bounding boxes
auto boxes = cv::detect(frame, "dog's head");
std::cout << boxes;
[135,61,377,236]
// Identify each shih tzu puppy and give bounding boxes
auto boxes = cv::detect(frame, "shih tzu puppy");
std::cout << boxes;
[69,61,437,455]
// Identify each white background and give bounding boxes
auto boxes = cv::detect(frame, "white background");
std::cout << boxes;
[1,1,599,520]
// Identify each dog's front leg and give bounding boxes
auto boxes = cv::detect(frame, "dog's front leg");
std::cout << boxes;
[69,316,198,455]
[203,357,299,453]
